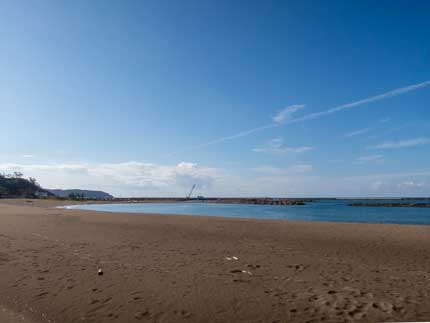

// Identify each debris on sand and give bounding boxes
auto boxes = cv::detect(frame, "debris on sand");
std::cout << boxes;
[98,268,103,276]
[226,256,239,261]
[230,269,252,275]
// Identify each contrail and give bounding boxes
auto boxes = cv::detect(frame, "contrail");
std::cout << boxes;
[185,123,277,151]
[185,80,430,151]
[286,80,430,124]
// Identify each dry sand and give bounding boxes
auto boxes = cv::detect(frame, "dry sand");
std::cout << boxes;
[1,199,430,323]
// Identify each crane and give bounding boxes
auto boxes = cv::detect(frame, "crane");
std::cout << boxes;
[186,184,196,199]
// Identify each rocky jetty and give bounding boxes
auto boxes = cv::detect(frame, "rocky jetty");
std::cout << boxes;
[113,197,312,206]
[203,198,312,206]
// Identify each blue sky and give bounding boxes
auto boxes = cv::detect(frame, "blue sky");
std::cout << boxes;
[1,0,430,197]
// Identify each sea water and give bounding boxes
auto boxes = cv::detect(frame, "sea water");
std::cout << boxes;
[64,199,430,225]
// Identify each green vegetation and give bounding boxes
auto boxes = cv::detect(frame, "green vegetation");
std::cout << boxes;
[0,172,51,198]
[0,172,113,200]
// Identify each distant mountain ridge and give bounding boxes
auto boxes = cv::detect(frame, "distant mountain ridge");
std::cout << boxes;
[48,189,113,200]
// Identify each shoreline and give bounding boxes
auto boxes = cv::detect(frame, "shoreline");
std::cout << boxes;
[1,199,430,322]
[60,199,430,227]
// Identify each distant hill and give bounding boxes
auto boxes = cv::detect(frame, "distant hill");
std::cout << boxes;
[48,189,113,200]
[0,173,53,198]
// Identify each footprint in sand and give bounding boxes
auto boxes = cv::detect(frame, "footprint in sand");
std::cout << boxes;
[173,309,192,318]
[304,287,404,321]
[134,310,149,320]
[0,253,11,265]
[287,264,307,273]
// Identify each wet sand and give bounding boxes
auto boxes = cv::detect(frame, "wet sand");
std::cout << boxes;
[1,199,430,323]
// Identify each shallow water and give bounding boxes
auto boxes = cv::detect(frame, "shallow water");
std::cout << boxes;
[65,199,430,225]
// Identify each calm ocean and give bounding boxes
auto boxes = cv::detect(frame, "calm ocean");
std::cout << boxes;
[64,199,430,225]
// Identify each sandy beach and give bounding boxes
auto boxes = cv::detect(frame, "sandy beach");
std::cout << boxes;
[1,199,430,323]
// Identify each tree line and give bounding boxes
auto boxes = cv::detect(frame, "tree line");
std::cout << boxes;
[0,172,45,198]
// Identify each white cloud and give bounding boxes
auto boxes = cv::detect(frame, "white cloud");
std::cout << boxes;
[372,137,430,149]
[0,162,223,197]
[273,104,305,124]
[370,180,384,190]
[22,154,35,158]
[398,181,424,188]
[246,171,430,197]
[380,117,391,123]
[345,128,371,137]
[355,155,384,164]
[288,164,313,173]
[1,162,429,198]
[253,164,313,175]
[253,138,313,154]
